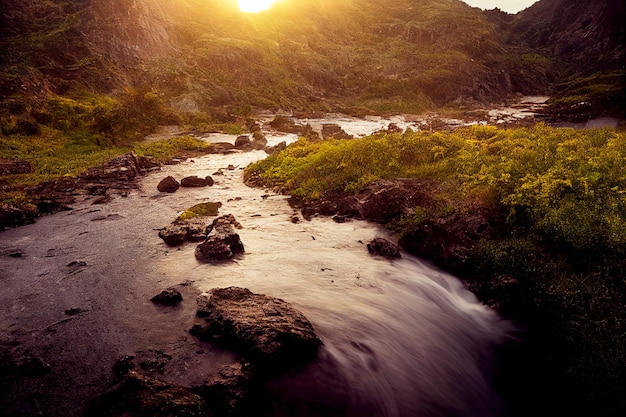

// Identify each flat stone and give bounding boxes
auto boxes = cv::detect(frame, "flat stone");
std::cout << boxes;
[191,287,322,375]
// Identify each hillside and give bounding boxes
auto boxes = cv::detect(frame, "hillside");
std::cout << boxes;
[1,0,558,116]
[509,0,626,120]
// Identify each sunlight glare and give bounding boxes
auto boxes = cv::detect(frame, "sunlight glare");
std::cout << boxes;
[238,0,275,13]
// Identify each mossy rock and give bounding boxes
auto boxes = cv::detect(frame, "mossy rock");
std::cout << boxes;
[176,202,222,221]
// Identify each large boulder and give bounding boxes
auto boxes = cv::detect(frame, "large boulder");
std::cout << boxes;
[157,176,180,193]
[191,287,322,374]
[159,219,208,245]
[195,215,244,262]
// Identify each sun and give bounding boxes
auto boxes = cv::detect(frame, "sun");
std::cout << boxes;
[238,0,275,13]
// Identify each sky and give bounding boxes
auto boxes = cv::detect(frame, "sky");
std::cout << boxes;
[461,0,539,14]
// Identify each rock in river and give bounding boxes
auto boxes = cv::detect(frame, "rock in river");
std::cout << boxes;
[191,287,322,374]
[180,176,210,188]
[195,215,244,262]
[151,288,183,305]
[157,176,180,193]
[367,237,401,259]
[159,219,208,246]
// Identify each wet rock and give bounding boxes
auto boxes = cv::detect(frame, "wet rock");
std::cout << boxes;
[210,142,236,154]
[195,215,244,263]
[321,123,353,139]
[268,116,301,133]
[265,141,287,155]
[86,371,210,417]
[399,207,495,273]
[151,288,183,305]
[250,132,267,150]
[193,362,255,416]
[64,307,86,316]
[87,184,109,196]
[234,135,251,149]
[0,202,38,230]
[367,238,401,259]
[157,176,180,193]
[191,287,322,374]
[159,219,208,246]
[331,214,349,223]
[357,180,410,223]
[181,176,209,188]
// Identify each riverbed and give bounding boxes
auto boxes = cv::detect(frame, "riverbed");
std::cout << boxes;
[1,120,517,416]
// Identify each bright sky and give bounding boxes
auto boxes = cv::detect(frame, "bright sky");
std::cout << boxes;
[461,0,539,14]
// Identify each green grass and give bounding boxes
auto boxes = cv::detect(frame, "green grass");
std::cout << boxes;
[245,123,626,415]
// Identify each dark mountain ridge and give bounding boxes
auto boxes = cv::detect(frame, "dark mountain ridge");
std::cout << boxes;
[511,0,625,74]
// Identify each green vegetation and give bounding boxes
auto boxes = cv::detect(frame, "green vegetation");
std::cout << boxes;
[176,202,221,222]
[245,124,626,415]
[546,71,626,120]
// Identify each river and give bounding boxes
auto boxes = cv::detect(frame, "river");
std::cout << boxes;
[0,120,516,416]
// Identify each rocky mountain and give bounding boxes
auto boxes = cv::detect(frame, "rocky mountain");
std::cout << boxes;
[0,0,623,116]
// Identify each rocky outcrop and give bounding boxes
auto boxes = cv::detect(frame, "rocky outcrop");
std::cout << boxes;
[191,287,322,374]
[399,209,496,273]
[194,215,244,262]
[157,176,180,193]
[367,238,401,259]
[321,124,353,139]
[26,151,152,212]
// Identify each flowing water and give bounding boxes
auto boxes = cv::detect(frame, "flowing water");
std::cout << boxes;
[0,121,516,417]
[150,131,516,417]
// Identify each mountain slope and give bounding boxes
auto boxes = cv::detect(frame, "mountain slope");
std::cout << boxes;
[510,0,625,74]
[0,0,555,115]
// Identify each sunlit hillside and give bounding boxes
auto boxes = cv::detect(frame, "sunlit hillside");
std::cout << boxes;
[1,0,557,116]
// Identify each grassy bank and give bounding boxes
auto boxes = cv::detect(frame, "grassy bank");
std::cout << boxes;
[245,124,626,417]
[0,89,247,203]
